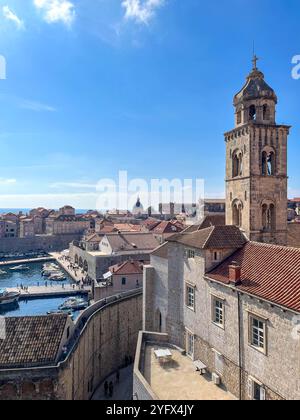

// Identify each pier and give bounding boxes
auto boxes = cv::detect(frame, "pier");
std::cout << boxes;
[0,256,55,267]
[7,285,92,300]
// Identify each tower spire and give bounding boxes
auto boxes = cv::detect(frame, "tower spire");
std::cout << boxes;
[252,54,259,71]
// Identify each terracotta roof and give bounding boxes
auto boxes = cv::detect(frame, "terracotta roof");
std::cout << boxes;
[0,315,68,369]
[168,225,246,249]
[207,242,300,313]
[141,219,161,231]
[85,233,104,243]
[109,260,143,275]
[152,221,184,234]
[104,232,160,252]
[183,214,226,233]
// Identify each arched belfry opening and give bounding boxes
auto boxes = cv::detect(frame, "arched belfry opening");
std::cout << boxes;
[262,202,276,231]
[262,148,276,176]
[232,200,243,228]
[232,150,243,178]
[249,105,257,121]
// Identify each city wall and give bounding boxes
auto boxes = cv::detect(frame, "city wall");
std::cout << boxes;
[0,291,142,400]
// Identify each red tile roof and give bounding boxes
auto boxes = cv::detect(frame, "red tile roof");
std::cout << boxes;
[207,242,300,313]
[152,221,184,234]
[168,225,247,249]
[0,315,68,369]
[109,260,144,275]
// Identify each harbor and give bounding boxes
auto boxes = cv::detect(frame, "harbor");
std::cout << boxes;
[0,256,91,318]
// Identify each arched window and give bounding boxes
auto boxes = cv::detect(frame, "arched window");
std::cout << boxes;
[232,200,243,228]
[262,202,276,231]
[262,149,275,176]
[263,104,270,120]
[232,150,243,178]
[249,105,257,121]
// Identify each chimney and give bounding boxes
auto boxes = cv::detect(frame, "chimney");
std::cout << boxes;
[228,261,242,286]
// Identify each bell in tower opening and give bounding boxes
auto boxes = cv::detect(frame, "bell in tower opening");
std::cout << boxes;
[224,57,291,246]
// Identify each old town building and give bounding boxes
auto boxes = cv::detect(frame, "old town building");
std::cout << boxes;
[134,60,300,401]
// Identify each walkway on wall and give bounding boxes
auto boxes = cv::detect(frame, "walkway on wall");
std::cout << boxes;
[91,365,134,401]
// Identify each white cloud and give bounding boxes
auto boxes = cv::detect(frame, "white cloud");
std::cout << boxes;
[19,99,57,112]
[0,178,17,185]
[2,6,24,29]
[122,0,165,24]
[34,0,75,26]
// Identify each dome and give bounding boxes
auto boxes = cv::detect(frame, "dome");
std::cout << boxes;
[132,197,144,215]
[234,57,277,106]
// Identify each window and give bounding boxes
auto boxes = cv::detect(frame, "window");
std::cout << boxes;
[122,277,126,285]
[213,298,224,327]
[232,200,243,227]
[262,203,275,231]
[262,150,275,176]
[213,251,221,262]
[263,104,270,121]
[249,315,266,353]
[248,378,266,401]
[186,284,195,310]
[232,150,243,178]
[186,330,195,359]
[186,249,195,259]
[249,105,256,121]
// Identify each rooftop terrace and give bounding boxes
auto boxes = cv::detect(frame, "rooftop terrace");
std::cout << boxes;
[134,332,236,401]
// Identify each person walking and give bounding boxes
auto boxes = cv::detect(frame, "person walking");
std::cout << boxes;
[109,381,114,398]
[116,370,120,384]
[104,381,108,397]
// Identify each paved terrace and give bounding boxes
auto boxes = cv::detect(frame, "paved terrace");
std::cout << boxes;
[143,344,236,400]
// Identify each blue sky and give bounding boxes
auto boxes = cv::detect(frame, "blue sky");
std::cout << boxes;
[0,0,299,209]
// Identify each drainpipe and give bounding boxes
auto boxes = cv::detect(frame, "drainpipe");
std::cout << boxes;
[238,291,242,401]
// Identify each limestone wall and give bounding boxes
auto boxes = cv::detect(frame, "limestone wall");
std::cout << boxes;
[0,234,81,254]
[0,292,143,400]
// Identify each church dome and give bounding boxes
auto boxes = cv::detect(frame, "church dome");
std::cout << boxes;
[234,57,277,106]
[132,197,144,215]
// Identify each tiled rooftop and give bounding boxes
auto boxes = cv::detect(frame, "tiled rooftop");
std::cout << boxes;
[208,241,300,313]
[0,315,68,369]
[168,225,247,249]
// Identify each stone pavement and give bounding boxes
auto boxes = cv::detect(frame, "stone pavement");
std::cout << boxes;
[92,365,133,401]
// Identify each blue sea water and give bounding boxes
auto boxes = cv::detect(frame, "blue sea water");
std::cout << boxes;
[0,262,86,318]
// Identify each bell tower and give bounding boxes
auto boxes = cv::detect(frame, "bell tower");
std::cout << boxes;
[225,57,290,245]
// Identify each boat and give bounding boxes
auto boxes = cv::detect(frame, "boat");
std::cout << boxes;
[47,309,72,316]
[9,265,30,271]
[0,289,20,306]
[48,273,66,281]
[0,270,7,276]
[59,297,88,311]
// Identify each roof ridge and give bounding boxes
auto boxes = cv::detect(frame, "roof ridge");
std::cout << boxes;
[202,225,216,248]
[249,241,300,252]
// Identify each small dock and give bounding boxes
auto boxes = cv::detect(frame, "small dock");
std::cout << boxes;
[7,285,91,301]
[0,256,55,267]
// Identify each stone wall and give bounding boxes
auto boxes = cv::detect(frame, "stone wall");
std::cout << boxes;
[0,292,142,400]
[0,234,81,254]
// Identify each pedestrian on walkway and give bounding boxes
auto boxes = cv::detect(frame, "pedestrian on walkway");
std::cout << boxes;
[104,381,108,397]
[116,370,120,384]
[109,381,114,398]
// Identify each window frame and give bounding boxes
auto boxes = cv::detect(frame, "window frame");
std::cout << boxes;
[212,296,225,329]
[185,283,195,311]
[249,314,267,355]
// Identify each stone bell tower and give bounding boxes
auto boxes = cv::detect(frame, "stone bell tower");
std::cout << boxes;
[225,56,290,245]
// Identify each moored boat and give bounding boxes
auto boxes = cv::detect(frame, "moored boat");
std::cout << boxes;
[0,270,7,276]
[9,265,30,272]
[0,289,20,306]
[59,297,88,311]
